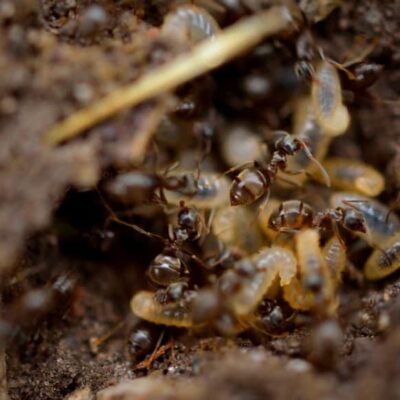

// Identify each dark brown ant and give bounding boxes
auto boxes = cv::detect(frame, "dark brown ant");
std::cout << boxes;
[294,29,317,81]
[147,201,209,286]
[268,199,396,268]
[0,274,76,347]
[99,191,209,287]
[340,61,383,92]
[105,168,199,206]
[229,131,330,206]
[128,321,160,364]
[268,199,368,238]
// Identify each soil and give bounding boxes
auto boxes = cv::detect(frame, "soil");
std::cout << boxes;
[1,1,400,399]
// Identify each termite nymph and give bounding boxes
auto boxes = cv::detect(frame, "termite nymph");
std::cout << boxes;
[311,60,350,136]
[322,237,346,283]
[130,291,195,328]
[364,233,400,280]
[323,158,385,197]
[227,247,297,317]
[220,124,266,168]
[212,206,264,255]
[278,96,332,186]
[284,229,336,314]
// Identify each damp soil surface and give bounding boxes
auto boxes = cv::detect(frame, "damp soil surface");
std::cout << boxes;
[1,1,400,399]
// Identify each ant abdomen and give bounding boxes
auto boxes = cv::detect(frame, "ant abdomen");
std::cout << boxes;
[268,200,314,232]
[128,322,159,362]
[230,168,267,206]
[147,254,188,287]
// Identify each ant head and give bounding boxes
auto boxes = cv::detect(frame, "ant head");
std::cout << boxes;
[176,205,202,242]
[342,208,368,234]
[294,61,315,82]
[273,131,301,155]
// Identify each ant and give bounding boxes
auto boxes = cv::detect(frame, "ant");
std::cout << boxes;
[105,167,199,206]
[229,131,330,206]
[106,168,229,209]
[267,199,368,239]
[0,273,77,347]
[99,189,209,287]
[268,199,394,267]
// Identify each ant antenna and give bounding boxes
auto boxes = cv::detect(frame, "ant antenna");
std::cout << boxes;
[341,199,369,212]
[385,192,400,224]
[297,138,331,187]
[97,189,166,243]
[219,161,254,178]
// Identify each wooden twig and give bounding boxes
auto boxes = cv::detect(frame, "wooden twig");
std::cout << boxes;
[44,6,300,146]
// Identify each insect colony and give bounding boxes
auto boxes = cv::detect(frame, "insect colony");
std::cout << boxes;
[96,2,400,342]
[4,1,400,359]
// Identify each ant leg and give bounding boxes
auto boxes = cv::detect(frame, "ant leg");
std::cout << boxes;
[297,138,331,187]
[342,199,368,205]
[159,161,182,205]
[243,317,288,338]
[276,173,303,187]
[97,190,166,242]
[258,190,271,216]
[219,161,254,178]
[385,192,400,224]
[135,330,170,370]
[341,199,369,213]
[342,37,379,68]
[206,208,215,235]
[89,319,125,353]
[332,221,346,248]
[299,200,304,214]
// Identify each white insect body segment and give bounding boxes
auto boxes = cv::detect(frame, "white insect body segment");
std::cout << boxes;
[324,158,385,197]
[364,233,400,280]
[130,291,193,327]
[230,247,297,316]
[322,237,346,282]
[312,61,350,136]
[330,192,400,243]
[291,229,336,313]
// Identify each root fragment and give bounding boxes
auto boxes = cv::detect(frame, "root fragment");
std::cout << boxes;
[44,6,300,146]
